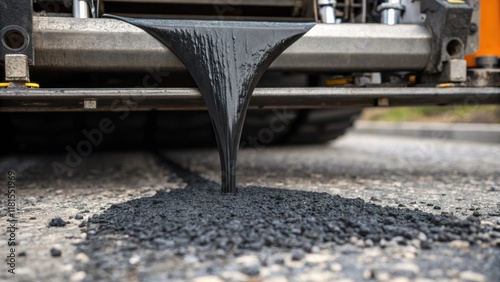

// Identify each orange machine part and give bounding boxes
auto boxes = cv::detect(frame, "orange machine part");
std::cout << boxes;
[465,0,500,67]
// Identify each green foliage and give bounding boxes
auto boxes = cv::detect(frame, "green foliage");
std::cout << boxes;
[364,106,500,123]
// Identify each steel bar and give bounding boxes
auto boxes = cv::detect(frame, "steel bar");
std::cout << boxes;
[1,87,498,112]
[32,17,432,72]
[102,0,297,6]
[73,0,90,18]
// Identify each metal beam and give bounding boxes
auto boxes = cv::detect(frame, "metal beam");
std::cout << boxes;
[32,17,432,72]
[1,87,498,112]
[103,0,298,6]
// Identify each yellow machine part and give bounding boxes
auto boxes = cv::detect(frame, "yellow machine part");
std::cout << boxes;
[465,0,500,67]
[0,82,40,88]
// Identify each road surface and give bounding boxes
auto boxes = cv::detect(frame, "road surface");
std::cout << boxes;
[1,132,499,282]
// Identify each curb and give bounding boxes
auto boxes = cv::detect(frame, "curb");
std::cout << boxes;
[354,121,500,144]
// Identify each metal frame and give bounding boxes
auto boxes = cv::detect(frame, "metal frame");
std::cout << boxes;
[1,1,496,114]
[1,87,498,112]
[421,0,473,73]
[103,0,298,6]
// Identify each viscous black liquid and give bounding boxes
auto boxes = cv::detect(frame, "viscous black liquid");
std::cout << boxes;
[107,15,314,193]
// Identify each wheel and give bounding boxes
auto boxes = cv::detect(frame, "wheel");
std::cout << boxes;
[281,109,362,144]
[149,108,361,147]
[1,109,361,152]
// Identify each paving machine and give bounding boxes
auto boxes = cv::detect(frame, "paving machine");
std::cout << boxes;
[0,0,498,151]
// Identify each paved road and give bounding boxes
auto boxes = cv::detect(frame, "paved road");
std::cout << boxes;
[354,121,500,144]
[1,133,499,282]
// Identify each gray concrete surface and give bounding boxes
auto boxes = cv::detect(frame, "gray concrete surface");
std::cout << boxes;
[355,121,500,144]
[1,133,499,282]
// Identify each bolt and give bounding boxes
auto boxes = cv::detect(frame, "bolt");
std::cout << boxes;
[469,23,478,34]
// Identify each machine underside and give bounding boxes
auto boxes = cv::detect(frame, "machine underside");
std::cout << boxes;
[0,0,498,151]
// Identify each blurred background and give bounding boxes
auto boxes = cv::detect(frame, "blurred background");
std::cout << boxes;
[361,105,500,124]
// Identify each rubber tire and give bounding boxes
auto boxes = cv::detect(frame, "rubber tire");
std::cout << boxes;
[1,109,360,152]
[148,109,361,147]
[281,109,361,144]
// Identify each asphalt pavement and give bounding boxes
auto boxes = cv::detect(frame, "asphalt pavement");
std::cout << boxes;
[1,132,499,282]
[355,121,500,144]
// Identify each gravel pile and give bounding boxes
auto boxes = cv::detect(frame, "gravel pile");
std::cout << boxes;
[83,179,498,256]
[74,155,500,281]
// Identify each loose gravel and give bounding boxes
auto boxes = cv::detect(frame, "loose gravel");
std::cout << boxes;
[85,184,496,254]
[49,217,67,227]
[2,134,499,282]
[76,156,500,281]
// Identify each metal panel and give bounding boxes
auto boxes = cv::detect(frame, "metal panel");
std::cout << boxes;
[0,87,498,112]
[32,17,432,72]
[465,0,479,54]
[421,0,473,73]
[0,0,34,65]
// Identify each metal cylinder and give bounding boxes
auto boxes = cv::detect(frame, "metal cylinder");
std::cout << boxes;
[361,0,367,23]
[73,0,89,18]
[318,0,336,24]
[400,0,423,24]
[476,56,499,68]
[32,17,433,72]
[378,0,405,25]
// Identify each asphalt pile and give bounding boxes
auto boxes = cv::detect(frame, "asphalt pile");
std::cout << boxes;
[84,181,498,255]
